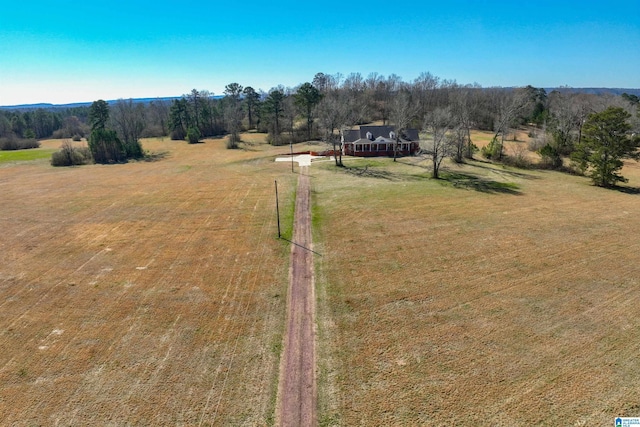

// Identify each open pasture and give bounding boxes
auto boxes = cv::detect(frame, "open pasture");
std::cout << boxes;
[313,155,640,425]
[0,148,56,164]
[0,136,296,425]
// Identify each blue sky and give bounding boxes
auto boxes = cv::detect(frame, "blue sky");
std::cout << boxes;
[1,0,638,105]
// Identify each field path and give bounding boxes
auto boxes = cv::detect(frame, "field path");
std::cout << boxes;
[277,167,317,426]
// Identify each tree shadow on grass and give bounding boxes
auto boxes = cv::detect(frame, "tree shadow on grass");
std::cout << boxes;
[611,185,640,195]
[141,151,170,162]
[343,165,403,181]
[464,160,540,180]
[334,158,524,192]
[397,158,525,192]
[440,172,523,195]
[240,146,261,152]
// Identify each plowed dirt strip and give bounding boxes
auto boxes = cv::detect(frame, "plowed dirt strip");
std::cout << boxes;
[0,138,294,425]
[277,167,317,426]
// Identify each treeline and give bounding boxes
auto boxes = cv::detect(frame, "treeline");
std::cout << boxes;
[0,101,170,145]
[3,72,639,184]
[2,73,637,151]
[162,72,639,152]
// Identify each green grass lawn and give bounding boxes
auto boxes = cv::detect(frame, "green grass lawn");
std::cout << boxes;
[0,148,55,164]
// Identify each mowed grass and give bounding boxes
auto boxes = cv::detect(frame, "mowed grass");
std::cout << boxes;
[0,148,56,164]
[0,135,298,425]
[313,154,640,425]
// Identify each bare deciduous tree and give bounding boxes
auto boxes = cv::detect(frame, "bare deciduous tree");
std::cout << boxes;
[413,72,440,118]
[449,85,475,160]
[111,99,144,158]
[389,90,419,162]
[423,107,452,178]
[146,99,169,137]
[317,90,354,166]
[492,88,531,159]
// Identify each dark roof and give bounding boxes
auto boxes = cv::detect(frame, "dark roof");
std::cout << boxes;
[342,125,419,142]
[342,130,361,143]
[403,129,419,141]
[359,125,395,140]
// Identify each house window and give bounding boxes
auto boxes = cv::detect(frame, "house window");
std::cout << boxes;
[372,144,377,151]
[356,144,362,151]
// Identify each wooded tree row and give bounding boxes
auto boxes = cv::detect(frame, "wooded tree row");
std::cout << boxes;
[3,71,639,186]
[3,73,637,153]
[163,72,638,154]
[0,100,171,142]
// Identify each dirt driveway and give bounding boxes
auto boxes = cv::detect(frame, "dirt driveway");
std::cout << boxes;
[276,167,317,426]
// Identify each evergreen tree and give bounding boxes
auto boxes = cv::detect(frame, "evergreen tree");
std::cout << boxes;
[88,100,109,131]
[243,86,261,129]
[294,82,322,140]
[263,89,285,144]
[87,100,126,163]
[572,107,640,187]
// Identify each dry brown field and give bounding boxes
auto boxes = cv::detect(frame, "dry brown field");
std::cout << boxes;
[0,136,297,425]
[313,150,640,425]
[4,132,640,426]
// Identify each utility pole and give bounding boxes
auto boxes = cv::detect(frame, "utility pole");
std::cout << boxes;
[290,141,294,173]
[275,180,281,238]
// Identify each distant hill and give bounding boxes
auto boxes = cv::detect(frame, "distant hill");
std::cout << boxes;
[1,90,638,111]
[0,96,221,111]
[543,88,640,96]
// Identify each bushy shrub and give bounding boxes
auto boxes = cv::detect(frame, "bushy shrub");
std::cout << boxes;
[51,141,92,167]
[186,126,201,144]
[528,134,547,152]
[502,153,532,169]
[122,139,144,159]
[226,134,239,149]
[502,144,532,169]
[18,139,40,149]
[480,136,501,159]
[52,129,66,139]
[537,143,563,169]
[0,136,19,150]
[72,134,82,142]
[0,136,41,150]
[51,123,89,140]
